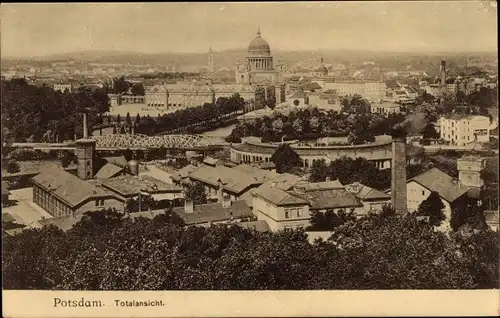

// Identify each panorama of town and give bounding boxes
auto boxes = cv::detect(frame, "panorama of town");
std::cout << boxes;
[1,2,498,292]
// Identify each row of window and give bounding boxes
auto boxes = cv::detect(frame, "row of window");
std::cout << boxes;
[284,208,302,219]
[33,186,72,217]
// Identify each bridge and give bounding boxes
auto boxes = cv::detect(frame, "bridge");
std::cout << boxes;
[11,134,228,151]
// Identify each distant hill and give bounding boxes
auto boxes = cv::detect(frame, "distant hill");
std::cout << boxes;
[2,49,497,74]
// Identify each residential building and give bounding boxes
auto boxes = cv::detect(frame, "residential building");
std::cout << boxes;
[370,101,402,115]
[344,182,391,213]
[439,114,491,145]
[322,80,387,102]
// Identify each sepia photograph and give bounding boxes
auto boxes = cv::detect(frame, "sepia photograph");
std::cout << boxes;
[1,1,499,316]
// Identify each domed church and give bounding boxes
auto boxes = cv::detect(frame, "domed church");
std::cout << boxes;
[235,27,283,85]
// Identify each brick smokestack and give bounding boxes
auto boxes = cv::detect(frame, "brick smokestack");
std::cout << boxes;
[83,111,89,139]
[440,60,447,94]
[390,125,407,214]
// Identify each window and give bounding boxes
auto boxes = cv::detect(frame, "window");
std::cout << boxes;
[422,190,425,196]
[296,209,301,217]
[285,210,290,219]
[95,199,105,207]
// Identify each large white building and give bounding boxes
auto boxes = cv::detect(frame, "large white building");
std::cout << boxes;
[439,114,491,145]
[321,80,387,102]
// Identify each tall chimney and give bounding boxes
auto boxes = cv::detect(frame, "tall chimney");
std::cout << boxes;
[83,111,89,139]
[391,126,407,214]
[440,60,447,94]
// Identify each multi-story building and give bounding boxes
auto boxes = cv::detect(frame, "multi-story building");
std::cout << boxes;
[322,80,387,102]
[439,114,491,145]
[370,101,402,115]
[53,83,74,93]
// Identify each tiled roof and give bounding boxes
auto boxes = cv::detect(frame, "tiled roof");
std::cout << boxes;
[103,156,129,169]
[409,167,470,203]
[2,181,10,196]
[345,182,391,201]
[170,164,198,182]
[189,164,276,194]
[254,185,310,206]
[295,180,344,192]
[32,167,114,208]
[2,160,77,177]
[202,156,219,166]
[173,200,251,224]
[94,163,124,179]
[296,189,363,210]
[101,174,182,197]
[237,220,271,232]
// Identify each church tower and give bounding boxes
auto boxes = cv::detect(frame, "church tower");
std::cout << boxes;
[75,110,96,180]
[208,45,214,73]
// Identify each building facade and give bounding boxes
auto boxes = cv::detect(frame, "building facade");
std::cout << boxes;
[439,114,491,145]
[322,80,387,102]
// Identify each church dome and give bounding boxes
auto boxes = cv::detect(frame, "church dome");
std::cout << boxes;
[248,28,271,56]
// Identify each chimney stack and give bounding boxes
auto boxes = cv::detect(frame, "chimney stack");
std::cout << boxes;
[83,111,89,139]
[440,60,447,94]
[391,126,407,214]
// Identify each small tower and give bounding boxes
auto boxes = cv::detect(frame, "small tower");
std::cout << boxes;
[457,155,486,188]
[208,45,214,73]
[75,109,96,180]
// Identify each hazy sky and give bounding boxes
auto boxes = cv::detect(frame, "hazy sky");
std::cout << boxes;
[1,1,497,57]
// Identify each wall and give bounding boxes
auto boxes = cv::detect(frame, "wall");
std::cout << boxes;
[406,181,452,220]
[360,199,391,214]
[75,197,125,214]
[252,195,310,231]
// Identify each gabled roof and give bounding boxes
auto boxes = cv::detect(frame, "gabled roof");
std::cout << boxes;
[253,185,310,206]
[103,156,129,169]
[101,174,182,197]
[175,200,251,225]
[345,182,390,201]
[32,167,114,208]
[170,164,198,182]
[94,163,124,179]
[306,82,322,91]
[295,180,344,192]
[202,156,219,166]
[409,167,470,203]
[296,189,363,210]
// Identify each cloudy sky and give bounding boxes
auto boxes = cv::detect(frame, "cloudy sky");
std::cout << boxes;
[1,1,497,57]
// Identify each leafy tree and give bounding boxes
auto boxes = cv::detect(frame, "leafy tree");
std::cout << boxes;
[131,83,146,96]
[126,112,131,125]
[307,209,356,231]
[271,143,301,173]
[185,182,207,205]
[116,114,121,125]
[293,99,300,107]
[113,76,130,94]
[416,191,446,227]
[422,123,440,139]
[125,195,158,213]
[135,113,141,124]
[5,159,20,174]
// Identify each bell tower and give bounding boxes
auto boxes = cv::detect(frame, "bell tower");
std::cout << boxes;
[75,109,96,180]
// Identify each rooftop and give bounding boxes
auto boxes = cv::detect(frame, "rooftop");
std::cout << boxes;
[295,180,344,192]
[253,185,310,206]
[236,220,271,232]
[32,167,114,208]
[170,164,198,182]
[409,167,470,203]
[344,182,391,201]
[1,160,77,178]
[103,156,129,169]
[94,163,124,179]
[296,189,363,210]
[101,174,182,197]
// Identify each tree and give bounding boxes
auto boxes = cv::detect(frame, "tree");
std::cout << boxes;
[416,191,446,227]
[131,83,145,96]
[293,99,300,107]
[113,76,130,94]
[125,112,132,126]
[422,123,440,139]
[5,159,20,174]
[116,114,121,125]
[135,113,141,124]
[271,143,301,173]
[185,182,207,205]
[307,209,356,231]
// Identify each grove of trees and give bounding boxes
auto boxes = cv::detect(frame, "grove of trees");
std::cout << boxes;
[2,208,498,290]
[225,107,406,145]
[1,79,109,142]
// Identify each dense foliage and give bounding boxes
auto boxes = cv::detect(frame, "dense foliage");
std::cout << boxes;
[3,209,498,290]
[226,107,406,145]
[270,144,301,173]
[135,94,245,135]
[1,79,109,142]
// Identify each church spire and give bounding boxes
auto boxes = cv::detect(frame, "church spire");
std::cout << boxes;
[257,26,261,36]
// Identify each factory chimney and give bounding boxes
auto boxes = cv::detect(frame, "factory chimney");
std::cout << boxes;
[390,125,407,214]
[440,60,447,95]
[75,108,96,180]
